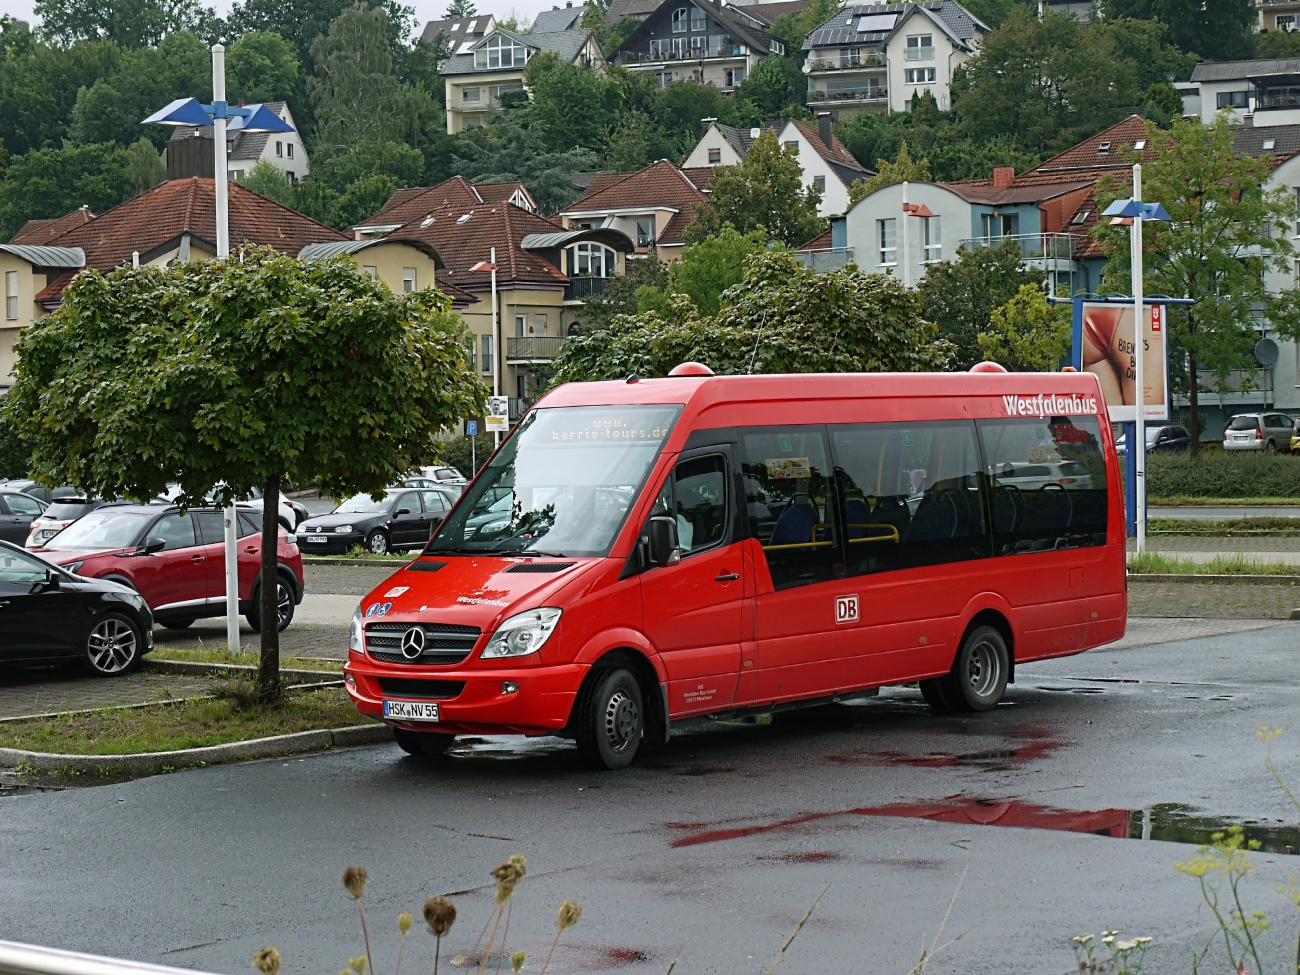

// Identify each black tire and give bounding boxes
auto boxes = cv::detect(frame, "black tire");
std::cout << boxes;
[574,667,644,770]
[161,618,195,631]
[393,728,455,756]
[82,612,143,676]
[366,530,389,555]
[918,677,958,712]
[944,625,1010,713]
[247,575,295,633]
[1266,439,1278,455]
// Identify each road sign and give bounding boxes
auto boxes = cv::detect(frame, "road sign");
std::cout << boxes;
[485,396,510,432]
[466,420,478,437]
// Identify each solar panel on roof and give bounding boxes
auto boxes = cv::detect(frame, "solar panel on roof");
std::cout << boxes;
[858,13,897,31]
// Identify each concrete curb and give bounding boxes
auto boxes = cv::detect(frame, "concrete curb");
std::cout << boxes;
[302,557,407,567]
[0,724,392,776]
[1128,573,1300,586]
[142,658,341,682]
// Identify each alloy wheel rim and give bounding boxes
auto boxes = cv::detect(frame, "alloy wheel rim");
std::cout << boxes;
[603,689,639,752]
[966,640,1000,699]
[277,584,291,625]
[88,619,136,674]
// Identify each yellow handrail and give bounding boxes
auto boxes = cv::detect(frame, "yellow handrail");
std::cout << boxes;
[846,523,899,544]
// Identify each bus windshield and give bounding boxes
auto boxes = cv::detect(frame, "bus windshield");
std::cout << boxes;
[427,404,681,558]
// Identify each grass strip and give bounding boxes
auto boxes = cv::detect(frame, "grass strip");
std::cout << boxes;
[1148,517,1300,535]
[1127,552,1300,576]
[1149,496,1300,507]
[0,686,370,755]
[151,645,344,672]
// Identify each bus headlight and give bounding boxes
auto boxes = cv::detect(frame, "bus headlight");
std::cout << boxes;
[349,607,364,654]
[481,608,562,659]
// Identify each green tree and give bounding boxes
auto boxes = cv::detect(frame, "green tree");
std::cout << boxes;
[227,31,303,105]
[551,250,952,382]
[603,109,676,172]
[444,0,476,16]
[0,141,139,239]
[849,141,932,203]
[450,110,597,215]
[523,52,621,153]
[334,172,403,228]
[705,129,824,247]
[1095,117,1300,448]
[577,252,668,332]
[309,136,424,193]
[0,408,30,479]
[664,226,773,316]
[916,238,1038,369]
[1099,0,1253,61]
[976,284,1070,371]
[1255,29,1300,59]
[6,247,486,695]
[34,0,202,47]
[226,0,416,73]
[121,137,165,197]
[238,159,297,206]
[732,54,800,120]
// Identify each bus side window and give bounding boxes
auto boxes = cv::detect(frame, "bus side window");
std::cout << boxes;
[977,416,1109,555]
[829,421,988,576]
[738,426,840,590]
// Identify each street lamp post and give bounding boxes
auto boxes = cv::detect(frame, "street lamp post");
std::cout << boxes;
[142,48,295,658]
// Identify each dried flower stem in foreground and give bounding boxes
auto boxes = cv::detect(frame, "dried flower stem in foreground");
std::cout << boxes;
[538,901,582,975]
[343,867,375,975]
[423,897,456,975]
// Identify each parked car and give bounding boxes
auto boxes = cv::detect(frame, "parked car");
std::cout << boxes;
[298,487,457,555]
[1223,412,1294,453]
[0,489,47,545]
[1115,424,1191,455]
[3,480,81,503]
[1290,417,1300,454]
[0,540,154,675]
[25,497,106,549]
[418,465,467,484]
[155,484,305,531]
[34,503,303,632]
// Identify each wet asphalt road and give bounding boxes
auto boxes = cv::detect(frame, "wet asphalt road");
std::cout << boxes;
[6,623,1300,975]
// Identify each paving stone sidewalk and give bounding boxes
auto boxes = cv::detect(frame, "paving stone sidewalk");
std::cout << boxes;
[0,671,220,721]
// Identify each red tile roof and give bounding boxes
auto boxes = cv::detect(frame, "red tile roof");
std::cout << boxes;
[10,207,96,245]
[353,178,484,232]
[34,270,77,307]
[474,181,532,206]
[787,119,866,172]
[561,159,709,244]
[1034,115,1156,173]
[388,203,569,291]
[800,228,834,250]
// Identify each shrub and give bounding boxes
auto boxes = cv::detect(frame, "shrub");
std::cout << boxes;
[1146,451,1300,499]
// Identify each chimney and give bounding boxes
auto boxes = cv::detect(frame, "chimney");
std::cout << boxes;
[992,166,1015,188]
[817,112,833,151]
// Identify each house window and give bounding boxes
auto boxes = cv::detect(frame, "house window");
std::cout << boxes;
[464,335,476,370]
[813,175,826,192]
[1280,14,1297,29]
[464,115,484,128]
[363,265,378,278]
[475,33,528,69]
[708,34,730,56]
[275,141,283,156]
[672,36,688,56]
[636,218,655,247]
[691,6,705,30]
[905,67,936,84]
[672,7,689,30]
[229,170,243,180]
[567,241,614,276]
[1217,90,1248,109]
[489,84,524,101]
[906,35,933,60]
[785,140,799,151]
[708,148,721,164]
[878,218,897,265]
[691,34,705,54]
[287,143,293,158]
[515,314,526,337]
[286,171,295,182]
[535,313,547,335]
[403,268,416,292]
[5,271,17,320]
[725,68,744,86]
[923,215,941,262]
[981,213,1018,238]
[657,71,673,87]
[481,334,493,374]
[463,88,481,103]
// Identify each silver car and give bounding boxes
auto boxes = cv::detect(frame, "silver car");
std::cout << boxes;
[1223,412,1293,453]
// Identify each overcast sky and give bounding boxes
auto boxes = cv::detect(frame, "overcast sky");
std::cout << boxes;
[0,0,563,38]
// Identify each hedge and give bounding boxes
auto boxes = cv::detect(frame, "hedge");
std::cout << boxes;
[1146,451,1300,499]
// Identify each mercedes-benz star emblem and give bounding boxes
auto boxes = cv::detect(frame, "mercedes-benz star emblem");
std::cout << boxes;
[400,626,426,660]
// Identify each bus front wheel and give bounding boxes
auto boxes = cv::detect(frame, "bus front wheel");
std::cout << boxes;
[574,667,644,770]
[948,625,1010,712]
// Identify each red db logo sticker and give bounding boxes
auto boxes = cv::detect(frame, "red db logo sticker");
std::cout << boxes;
[835,594,859,624]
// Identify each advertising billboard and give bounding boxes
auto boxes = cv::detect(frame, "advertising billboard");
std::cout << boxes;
[1080,301,1168,422]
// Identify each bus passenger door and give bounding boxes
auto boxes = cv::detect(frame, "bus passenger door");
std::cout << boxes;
[639,449,745,717]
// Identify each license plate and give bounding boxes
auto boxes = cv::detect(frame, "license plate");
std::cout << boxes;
[384,700,440,722]
[305,535,328,543]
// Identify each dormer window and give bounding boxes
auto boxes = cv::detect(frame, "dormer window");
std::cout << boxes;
[1069,209,1092,226]
[475,33,528,68]
[1264,139,1276,150]
[1134,139,1146,150]
[1097,141,1111,154]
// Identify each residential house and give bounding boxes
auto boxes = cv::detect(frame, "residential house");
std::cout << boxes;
[166,101,310,182]
[605,0,662,27]
[609,0,788,92]
[801,1,988,118]
[683,115,871,215]
[0,178,454,389]
[1038,0,1093,22]
[557,159,712,262]
[532,2,591,32]
[1258,0,1300,32]
[1185,58,1300,125]
[441,28,604,134]
[387,202,634,415]
[352,177,538,239]
[421,14,497,57]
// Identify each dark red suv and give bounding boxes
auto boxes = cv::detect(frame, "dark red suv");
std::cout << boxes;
[35,504,304,632]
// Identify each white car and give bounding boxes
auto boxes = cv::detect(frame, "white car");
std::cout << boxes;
[994,461,1094,491]
[419,465,467,484]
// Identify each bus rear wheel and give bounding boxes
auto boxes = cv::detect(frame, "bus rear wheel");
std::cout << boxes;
[574,667,643,770]
[946,625,1010,712]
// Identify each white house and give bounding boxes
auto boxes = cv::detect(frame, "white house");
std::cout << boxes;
[165,101,309,183]
[1185,58,1300,126]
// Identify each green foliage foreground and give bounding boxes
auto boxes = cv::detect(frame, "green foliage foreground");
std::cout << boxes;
[1146,451,1300,500]
[549,251,953,383]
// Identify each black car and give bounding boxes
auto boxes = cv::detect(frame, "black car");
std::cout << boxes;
[0,540,154,675]
[0,489,47,545]
[3,480,82,504]
[297,487,458,555]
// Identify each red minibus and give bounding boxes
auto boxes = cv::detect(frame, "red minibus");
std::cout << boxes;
[344,365,1125,769]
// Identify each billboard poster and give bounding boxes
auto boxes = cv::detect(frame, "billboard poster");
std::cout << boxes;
[1080,301,1169,422]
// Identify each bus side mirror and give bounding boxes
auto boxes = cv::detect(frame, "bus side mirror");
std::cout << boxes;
[646,516,681,567]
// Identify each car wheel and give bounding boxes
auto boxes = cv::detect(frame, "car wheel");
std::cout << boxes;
[943,625,1010,713]
[162,618,195,631]
[574,667,643,770]
[247,576,295,633]
[83,612,143,676]
[393,728,455,757]
[918,677,958,712]
[1266,439,1278,455]
[366,530,389,555]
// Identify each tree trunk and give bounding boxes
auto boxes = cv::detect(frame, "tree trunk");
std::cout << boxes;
[1187,347,1201,456]
[259,474,282,700]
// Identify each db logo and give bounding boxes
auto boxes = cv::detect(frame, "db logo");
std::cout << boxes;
[835,594,859,624]
[1151,305,1163,333]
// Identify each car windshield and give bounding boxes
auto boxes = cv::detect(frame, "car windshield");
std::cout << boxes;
[1228,416,1260,431]
[427,404,681,558]
[335,493,394,514]
[45,501,98,520]
[43,508,153,550]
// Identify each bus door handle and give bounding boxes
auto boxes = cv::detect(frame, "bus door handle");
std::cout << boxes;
[715,572,740,582]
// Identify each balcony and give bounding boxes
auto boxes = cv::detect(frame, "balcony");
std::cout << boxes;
[808,88,887,104]
[564,276,610,301]
[795,247,855,271]
[806,52,885,71]
[616,47,744,64]
[506,336,568,363]
[960,233,1077,264]
[904,47,935,60]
